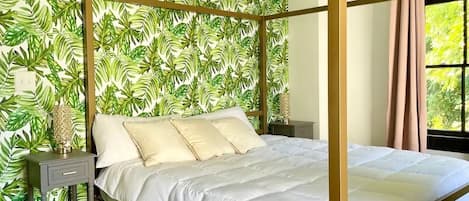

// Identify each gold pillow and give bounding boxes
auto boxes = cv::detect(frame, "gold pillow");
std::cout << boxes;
[211,117,266,154]
[170,119,235,160]
[123,120,196,166]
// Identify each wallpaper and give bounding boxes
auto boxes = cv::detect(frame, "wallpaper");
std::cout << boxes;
[0,0,86,200]
[93,0,289,122]
[0,0,287,200]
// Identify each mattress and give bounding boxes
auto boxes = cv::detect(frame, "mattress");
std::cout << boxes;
[96,135,469,201]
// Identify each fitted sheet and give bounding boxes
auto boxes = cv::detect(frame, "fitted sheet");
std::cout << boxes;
[96,135,469,201]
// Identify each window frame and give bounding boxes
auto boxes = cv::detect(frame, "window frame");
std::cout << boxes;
[425,0,469,153]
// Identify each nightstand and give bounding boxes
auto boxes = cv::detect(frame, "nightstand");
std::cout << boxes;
[269,120,315,139]
[25,151,96,201]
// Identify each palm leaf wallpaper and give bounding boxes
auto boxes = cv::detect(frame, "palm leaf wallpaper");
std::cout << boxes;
[0,0,287,200]
[93,0,289,121]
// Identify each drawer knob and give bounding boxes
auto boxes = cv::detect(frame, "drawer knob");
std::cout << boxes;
[63,171,77,176]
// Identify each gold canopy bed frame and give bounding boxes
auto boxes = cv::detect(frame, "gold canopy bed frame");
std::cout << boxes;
[81,0,469,200]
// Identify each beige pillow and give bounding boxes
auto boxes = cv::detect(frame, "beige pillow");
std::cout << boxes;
[189,106,255,130]
[93,114,178,168]
[211,117,266,154]
[170,119,235,160]
[123,120,196,166]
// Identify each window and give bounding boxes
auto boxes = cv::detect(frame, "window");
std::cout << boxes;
[426,0,469,153]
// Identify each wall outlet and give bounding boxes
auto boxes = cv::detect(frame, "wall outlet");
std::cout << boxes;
[15,71,36,93]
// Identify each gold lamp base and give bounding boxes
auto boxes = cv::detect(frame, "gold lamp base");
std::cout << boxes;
[56,144,72,154]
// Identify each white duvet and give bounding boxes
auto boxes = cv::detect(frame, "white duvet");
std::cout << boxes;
[96,135,469,201]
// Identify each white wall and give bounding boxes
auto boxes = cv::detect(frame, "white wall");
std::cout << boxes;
[288,1,391,146]
[288,0,321,139]
[346,2,390,146]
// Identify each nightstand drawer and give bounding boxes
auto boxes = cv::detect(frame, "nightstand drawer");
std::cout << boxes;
[271,126,295,137]
[48,162,88,186]
[269,121,315,139]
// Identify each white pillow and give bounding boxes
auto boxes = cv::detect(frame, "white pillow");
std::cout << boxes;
[123,120,196,166]
[211,117,266,154]
[190,106,254,130]
[171,119,235,160]
[92,114,176,168]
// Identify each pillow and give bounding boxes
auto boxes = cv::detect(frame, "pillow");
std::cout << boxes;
[190,106,254,130]
[170,119,235,160]
[211,117,266,154]
[92,114,176,168]
[123,120,196,166]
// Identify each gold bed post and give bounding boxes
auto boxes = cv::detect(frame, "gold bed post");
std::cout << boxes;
[84,0,96,153]
[328,0,348,201]
[259,18,268,134]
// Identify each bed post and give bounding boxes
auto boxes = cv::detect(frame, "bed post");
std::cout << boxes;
[259,18,268,134]
[328,0,348,201]
[83,0,96,153]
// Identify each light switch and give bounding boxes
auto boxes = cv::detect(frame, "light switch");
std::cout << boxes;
[15,71,36,93]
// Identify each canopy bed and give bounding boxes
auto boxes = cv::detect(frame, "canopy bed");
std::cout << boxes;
[81,0,469,200]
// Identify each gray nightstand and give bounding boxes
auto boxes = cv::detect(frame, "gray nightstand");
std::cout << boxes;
[25,151,96,201]
[269,120,315,139]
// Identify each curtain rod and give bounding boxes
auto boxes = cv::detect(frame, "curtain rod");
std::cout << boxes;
[264,0,391,20]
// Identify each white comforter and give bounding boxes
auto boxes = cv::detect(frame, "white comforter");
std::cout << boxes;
[96,135,469,201]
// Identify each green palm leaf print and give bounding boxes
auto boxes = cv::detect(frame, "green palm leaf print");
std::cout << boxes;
[0,0,288,200]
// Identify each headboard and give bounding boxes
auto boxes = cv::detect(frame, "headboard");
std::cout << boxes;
[83,0,270,153]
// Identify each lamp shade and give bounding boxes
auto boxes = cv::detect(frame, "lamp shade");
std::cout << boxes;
[53,105,73,153]
[280,93,290,121]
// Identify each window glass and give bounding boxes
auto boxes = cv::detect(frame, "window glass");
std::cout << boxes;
[427,68,462,131]
[426,1,464,65]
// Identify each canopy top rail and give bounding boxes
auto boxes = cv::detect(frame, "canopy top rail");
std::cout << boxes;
[110,0,390,21]
[266,0,389,20]
[112,0,262,20]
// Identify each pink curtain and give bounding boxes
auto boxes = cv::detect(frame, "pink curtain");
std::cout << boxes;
[387,0,427,152]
